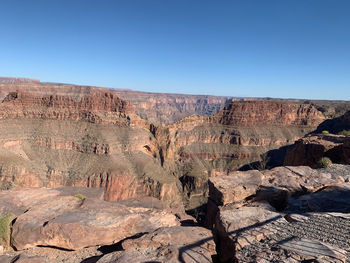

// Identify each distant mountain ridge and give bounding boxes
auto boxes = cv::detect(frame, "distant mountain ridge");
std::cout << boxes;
[0,77,40,84]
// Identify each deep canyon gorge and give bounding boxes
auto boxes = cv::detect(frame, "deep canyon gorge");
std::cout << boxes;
[1,78,350,263]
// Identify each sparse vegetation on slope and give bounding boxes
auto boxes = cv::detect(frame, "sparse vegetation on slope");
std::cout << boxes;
[0,212,15,248]
[338,130,350,136]
[318,157,332,168]
[74,194,86,200]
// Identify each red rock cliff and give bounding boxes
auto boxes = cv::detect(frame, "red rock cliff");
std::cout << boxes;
[215,100,324,126]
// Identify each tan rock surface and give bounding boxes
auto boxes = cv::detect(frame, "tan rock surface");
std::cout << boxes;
[8,189,179,251]
[284,134,350,168]
[98,226,216,263]
[214,203,283,262]
[209,170,262,206]
[0,254,46,263]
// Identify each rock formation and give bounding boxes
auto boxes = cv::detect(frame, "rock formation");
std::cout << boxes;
[207,164,350,262]
[0,82,329,215]
[0,83,183,207]
[154,100,325,211]
[284,134,350,168]
[2,165,350,262]
[1,187,204,262]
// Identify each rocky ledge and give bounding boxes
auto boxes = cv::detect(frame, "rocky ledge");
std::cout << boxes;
[284,133,350,168]
[207,164,350,262]
[1,165,350,262]
[0,187,215,263]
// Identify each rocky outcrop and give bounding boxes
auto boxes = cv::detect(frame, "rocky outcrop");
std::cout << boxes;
[0,90,133,124]
[284,134,350,167]
[314,110,350,133]
[0,187,216,263]
[162,100,324,168]
[209,170,262,206]
[98,226,216,263]
[0,188,179,251]
[215,100,324,126]
[207,165,349,262]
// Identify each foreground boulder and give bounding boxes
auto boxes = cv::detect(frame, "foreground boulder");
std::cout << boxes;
[214,203,350,262]
[209,170,262,206]
[214,202,283,262]
[97,226,216,263]
[208,165,350,262]
[287,183,350,213]
[0,187,179,251]
[208,166,344,213]
[284,134,350,167]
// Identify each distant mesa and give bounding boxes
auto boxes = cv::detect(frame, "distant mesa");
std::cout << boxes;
[0,77,40,84]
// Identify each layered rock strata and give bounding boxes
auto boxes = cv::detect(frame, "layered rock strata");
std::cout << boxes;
[0,83,327,213]
[0,83,182,206]
[156,100,325,210]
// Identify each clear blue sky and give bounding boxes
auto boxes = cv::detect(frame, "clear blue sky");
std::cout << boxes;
[1,0,349,100]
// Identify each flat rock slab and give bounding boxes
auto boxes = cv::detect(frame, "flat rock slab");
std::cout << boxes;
[0,254,46,263]
[261,166,344,194]
[97,226,216,263]
[209,170,262,206]
[236,212,350,262]
[287,183,350,213]
[6,189,179,251]
[0,187,104,218]
[278,238,347,263]
[214,202,283,262]
[208,166,344,210]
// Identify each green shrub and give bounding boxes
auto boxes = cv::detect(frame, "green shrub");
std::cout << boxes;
[318,157,332,168]
[338,130,350,136]
[322,130,329,134]
[0,212,15,248]
[74,194,86,200]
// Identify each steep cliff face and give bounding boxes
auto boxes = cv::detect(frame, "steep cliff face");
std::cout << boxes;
[0,83,182,206]
[161,100,324,165]
[0,90,133,124]
[114,89,232,124]
[215,100,323,126]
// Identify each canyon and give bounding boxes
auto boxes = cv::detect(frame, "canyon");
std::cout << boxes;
[0,80,329,210]
[0,77,350,262]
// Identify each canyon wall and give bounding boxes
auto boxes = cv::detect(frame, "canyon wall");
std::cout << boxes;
[155,100,325,210]
[0,81,342,214]
[114,89,232,124]
[0,83,182,207]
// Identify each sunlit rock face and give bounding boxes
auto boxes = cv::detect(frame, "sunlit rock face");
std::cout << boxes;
[0,83,182,207]
[0,81,328,213]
